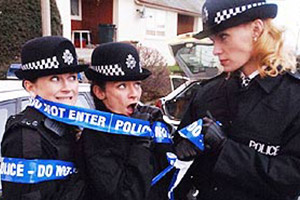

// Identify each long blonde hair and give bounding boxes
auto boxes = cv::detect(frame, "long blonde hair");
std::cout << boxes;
[253,19,296,77]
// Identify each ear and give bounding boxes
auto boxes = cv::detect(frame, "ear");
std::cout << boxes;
[251,19,264,40]
[93,85,106,100]
[23,80,37,97]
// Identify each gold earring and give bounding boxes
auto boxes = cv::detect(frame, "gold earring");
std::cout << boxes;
[253,37,257,42]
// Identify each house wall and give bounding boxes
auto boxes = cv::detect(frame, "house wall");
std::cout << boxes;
[81,0,113,44]
[71,20,82,30]
[57,0,202,65]
[69,0,113,44]
[195,16,203,33]
[56,0,72,39]
[114,0,178,65]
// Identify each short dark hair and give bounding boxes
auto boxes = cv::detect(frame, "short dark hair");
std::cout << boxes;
[22,78,38,89]
[90,80,107,110]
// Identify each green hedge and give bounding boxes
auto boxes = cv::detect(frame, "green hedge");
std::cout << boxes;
[0,0,62,78]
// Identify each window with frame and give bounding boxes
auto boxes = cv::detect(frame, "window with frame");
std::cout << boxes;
[0,101,16,146]
[146,9,166,38]
[71,0,82,20]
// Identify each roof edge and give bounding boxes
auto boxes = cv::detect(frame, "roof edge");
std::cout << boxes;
[134,0,201,16]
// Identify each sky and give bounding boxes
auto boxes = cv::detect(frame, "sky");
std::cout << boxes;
[269,0,300,53]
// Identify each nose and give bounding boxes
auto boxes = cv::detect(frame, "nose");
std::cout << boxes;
[128,85,139,100]
[60,79,73,93]
[213,42,222,56]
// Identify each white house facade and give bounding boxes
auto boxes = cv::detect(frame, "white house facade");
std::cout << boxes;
[56,0,203,65]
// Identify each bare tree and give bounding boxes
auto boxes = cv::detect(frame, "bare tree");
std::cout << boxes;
[138,45,171,103]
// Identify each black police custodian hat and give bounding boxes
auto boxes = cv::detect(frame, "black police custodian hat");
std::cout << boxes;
[15,36,88,80]
[85,42,151,81]
[194,0,277,39]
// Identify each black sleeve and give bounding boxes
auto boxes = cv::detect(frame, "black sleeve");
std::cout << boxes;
[79,130,154,200]
[1,125,81,200]
[172,87,214,200]
[1,126,60,200]
[168,100,197,200]
[1,126,39,200]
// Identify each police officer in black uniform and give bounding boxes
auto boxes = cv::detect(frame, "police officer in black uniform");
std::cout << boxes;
[78,42,172,200]
[174,0,300,199]
[1,36,88,200]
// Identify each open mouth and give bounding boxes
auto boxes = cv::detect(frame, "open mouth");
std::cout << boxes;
[127,103,137,115]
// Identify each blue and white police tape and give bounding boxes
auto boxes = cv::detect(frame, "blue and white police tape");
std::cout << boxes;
[1,157,76,184]
[150,153,193,200]
[167,119,204,200]
[151,119,205,199]
[151,119,205,186]
[152,121,171,143]
[168,157,193,200]
[178,119,205,151]
[30,96,172,144]
[151,152,177,186]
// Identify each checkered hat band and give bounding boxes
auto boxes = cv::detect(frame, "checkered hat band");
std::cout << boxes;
[214,1,266,24]
[91,64,125,76]
[21,56,60,71]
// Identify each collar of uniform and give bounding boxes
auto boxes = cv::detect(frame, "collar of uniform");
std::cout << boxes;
[44,118,68,137]
[25,106,47,124]
[229,71,241,80]
[240,70,259,80]
[27,107,70,136]
[240,70,259,88]
[255,74,283,94]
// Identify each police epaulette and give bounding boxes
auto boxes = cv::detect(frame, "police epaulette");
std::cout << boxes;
[5,112,26,131]
[199,73,227,86]
[5,108,44,132]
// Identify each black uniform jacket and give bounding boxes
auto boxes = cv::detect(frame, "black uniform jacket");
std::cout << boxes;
[132,104,174,200]
[1,107,85,200]
[78,103,172,200]
[175,72,300,200]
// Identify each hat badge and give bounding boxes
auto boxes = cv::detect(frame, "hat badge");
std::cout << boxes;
[126,54,136,69]
[62,49,74,65]
[203,7,209,24]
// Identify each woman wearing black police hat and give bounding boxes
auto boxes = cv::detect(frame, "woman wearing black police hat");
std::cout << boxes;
[1,36,88,200]
[78,42,172,200]
[173,0,300,199]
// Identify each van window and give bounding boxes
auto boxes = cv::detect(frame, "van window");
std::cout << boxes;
[21,98,30,111]
[76,93,91,108]
[0,101,16,152]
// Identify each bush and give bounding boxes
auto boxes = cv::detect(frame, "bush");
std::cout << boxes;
[0,0,62,78]
[138,45,171,103]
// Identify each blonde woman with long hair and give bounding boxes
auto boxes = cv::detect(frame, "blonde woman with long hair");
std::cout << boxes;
[173,0,300,199]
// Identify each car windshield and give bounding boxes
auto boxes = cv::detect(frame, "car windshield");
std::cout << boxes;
[178,44,218,72]
[176,43,220,79]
